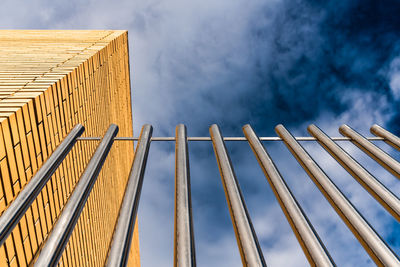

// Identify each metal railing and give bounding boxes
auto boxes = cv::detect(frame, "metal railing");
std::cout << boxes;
[1,123,399,266]
[0,124,85,247]
[35,124,119,266]
[106,124,152,267]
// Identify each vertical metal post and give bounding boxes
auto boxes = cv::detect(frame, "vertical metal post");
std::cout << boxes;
[308,124,400,222]
[370,124,400,151]
[34,124,119,266]
[209,124,266,267]
[0,124,84,247]
[106,124,153,267]
[174,124,196,267]
[275,124,400,266]
[243,125,335,266]
[339,124,400,179]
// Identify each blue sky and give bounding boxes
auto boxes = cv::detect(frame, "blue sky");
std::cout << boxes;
[2,0,400,266]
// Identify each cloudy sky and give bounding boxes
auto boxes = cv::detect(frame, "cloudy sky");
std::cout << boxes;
[2,0,400,266]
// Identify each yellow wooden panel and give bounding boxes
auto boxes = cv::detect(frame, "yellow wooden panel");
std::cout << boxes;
[16,108,30,170]
[12,227,27,267]
[1,119,19,185]
[0,118,6,160]
[9,257,17,267]
[31,200,39,223]
[4,236,15,263]
[8,113,19,145]
[46,183,56,224]
[65,244,73,267]
[27,102,41,161]
[0,244,8,266]
[69,232,78,266]
[26,132,38,173]
[36,193,48,238]
[36,154,42,170]
[37,122,47,161]
[0,159,13,205]
[25,208,38,252]
[25,167,32,183]
[14,144,26,188]
[0,197,6,214]
[39,95,52,158]
[53,189,60,215]
[44,204,52,232]
[12,180,20,198]
[33,97,42,124]
[22,237,32,264]
[34,221,43,245]
[19,217,28,241]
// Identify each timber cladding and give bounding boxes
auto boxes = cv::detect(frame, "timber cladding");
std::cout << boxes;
[0,30,139,266]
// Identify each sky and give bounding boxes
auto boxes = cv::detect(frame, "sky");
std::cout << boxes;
[2,0,400,266]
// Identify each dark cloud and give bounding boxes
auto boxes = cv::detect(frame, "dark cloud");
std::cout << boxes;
[245,0,400,133]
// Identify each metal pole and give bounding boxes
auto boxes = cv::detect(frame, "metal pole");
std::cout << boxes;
[209,124,266,267]
[309,124,400,221]
[243,125,335,267]
[0,124,84,247]
[76,136,385,142]
[370,124,400,151]
[34,124,118,266]
[340,124,400,179]
[174,124,196,267]
[275,124,400,266]
[106,124,153,267]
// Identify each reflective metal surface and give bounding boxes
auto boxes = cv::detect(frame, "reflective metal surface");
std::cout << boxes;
[371,124,400,151]
[174,124,196,267]
[20,123,400,266]
[210,124,266,267]
[0,124,84,247]
[34,124,118,266]
[76,136,385,142]
[106,124,153,267]
[243,124,335,266]
[309,124,400,222]
[276,124,400,266]
[340,124,400,179]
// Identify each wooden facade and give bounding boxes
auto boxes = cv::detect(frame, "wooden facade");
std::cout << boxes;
[0,30,139,266]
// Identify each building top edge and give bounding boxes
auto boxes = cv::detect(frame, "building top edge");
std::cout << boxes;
[0,30,128,113]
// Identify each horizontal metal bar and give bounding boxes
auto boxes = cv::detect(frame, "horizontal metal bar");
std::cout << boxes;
[76,136,385,141]
[35,124,119,266]
[308,124,400,222]
[210,124,266,267]
[106,124,153,267]
[0,124,84,247]
[276,124,400,266]
[243,124,334,266]
[174,124,196,267]
[340,124,400,179]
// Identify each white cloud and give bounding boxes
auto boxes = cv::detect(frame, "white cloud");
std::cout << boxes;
[388,56,400,100]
